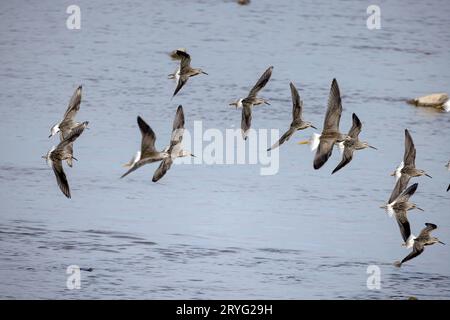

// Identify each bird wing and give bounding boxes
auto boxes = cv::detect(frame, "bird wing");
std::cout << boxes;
[268,127,295,151]
[395,209,411,243]
[241,103,252,140]
[63,86,82,122]
[168,105,185,154]
[55,122,87,153]
[332,145,354,174]
[322,78,342,133]
[447,184,450,192]
[152,157,173,182]
[138,116,157,158]
[400,241,424,265]
[247,66,273,99]
[51,159,71,198]
[290,82,303,122]
[417,223,437,239]
[120,157,160,179]
[388,174,411,204]
[394,182,419,204]
[404,129,416,167]
[172,75,189,97]
[176,50,191,73]
[348,113,362,138]
[313,136,337,169]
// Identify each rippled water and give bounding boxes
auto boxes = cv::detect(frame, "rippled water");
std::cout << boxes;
[1,0,450,299]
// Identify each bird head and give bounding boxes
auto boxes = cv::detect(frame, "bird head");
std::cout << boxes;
[49,123,60,138]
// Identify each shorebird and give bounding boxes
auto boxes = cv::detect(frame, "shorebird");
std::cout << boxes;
[171,50,207,97]
[388,129,432,203]
[331,113,377,174]
[152,105,194,182]
[120,116,170,179]
[380,183,423,248]
[42,122,88,198]
[407,93,450,112]
[229,66,273,140]
[312,78,348,170]
[49,85,85,167]
[381,182,424,218]
[394,223,445,267]
[267,82,316,151]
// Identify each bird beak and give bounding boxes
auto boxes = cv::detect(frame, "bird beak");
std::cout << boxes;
[310,125,317,130]
[379,204,387,209]
[191,154,196,157]
[264,101,271,105]
[297,140,310,145]
[369,145,378,150]
[202,71,208,75]
[439,241,446,245]
[41,156,46,159]
[72,157,78,161]
[416,207,424,211]
[48,134,52,138]
[425,173,432,178]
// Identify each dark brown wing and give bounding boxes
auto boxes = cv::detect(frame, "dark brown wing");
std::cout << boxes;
[120,157,161,179]
[290,82,303,122]
[137,116,157,158]
[322,78,342,133]
[404,129,416,167]
[267,128,295,151]
[313,137,336,169]
[394,182,418,204]
[52,160,71,198]
[152,158,173,182]
[400,241,424,265]
[388,174,411,204]
[176,50,191,73]
[55,121,88,153]
[247,66,273,99]
[416,223,437,239]
[172,75,189,97]
[348,113,362,138]
[332,145,354,174]
[395,210,411,243]
[241,103,252,140]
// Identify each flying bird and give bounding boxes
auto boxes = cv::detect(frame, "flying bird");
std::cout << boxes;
[49,85,86,167]
[42,122,88,198]
[331,113,377,174]
[381,182,424,217]
[381,183,423,248]
[171,50,207,97]
[229,66,273,140]
[152,105,194,182]
[313,78,347,170]
[267,82,316,151]
[388,129,432,203]
[394,223,445,267]
[120,116,170,179]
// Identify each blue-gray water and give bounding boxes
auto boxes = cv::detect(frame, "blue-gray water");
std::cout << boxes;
[1,0,450,299]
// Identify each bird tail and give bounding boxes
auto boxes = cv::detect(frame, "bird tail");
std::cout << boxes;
[311,133,321,151]
[404,234,416,249]
[337,141,345,155]
[406,99,417,106]
[394,261,402,268]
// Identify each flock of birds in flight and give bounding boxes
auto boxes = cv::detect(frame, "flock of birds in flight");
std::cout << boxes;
[43,48,447,268]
